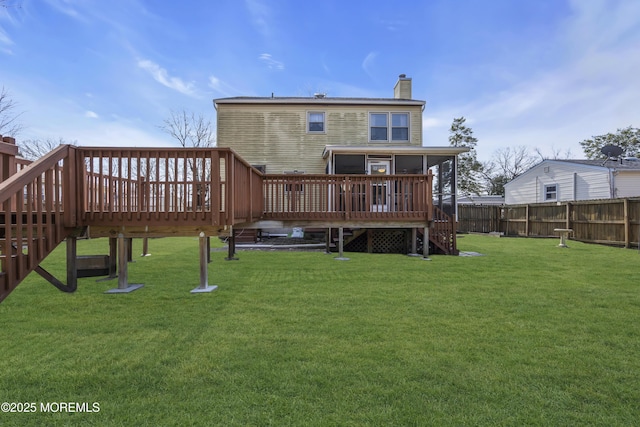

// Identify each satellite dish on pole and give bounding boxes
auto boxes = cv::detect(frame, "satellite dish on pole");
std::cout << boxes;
[600,144,624,165]
[600,144,623,158]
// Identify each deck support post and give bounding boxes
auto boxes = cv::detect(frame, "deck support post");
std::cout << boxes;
[127,238,134,262]
[191,232,217,293]
[325,227,332,254]
[105,233,143,293]
[335,227,350,261]
[141,237,151,257]
[66,236,78,291]
[96,237,118,282]
[226,227,238,261]
[422,226,431,260]
[408,227,421,257]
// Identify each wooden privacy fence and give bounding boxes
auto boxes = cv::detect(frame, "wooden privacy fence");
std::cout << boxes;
[458,198,640,248]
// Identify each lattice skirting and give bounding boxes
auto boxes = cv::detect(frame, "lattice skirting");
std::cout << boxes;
[344,229,409,254]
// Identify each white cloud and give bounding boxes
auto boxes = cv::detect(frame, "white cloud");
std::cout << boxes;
[424,1,640,162]
[361,52,378,77]
[245,0,271,37]
[0,25,14,54]
[259,53,284,70]
[43,0,87,22]
[137,59,198,97]
[208,76,242,97]
[85,110,99,119]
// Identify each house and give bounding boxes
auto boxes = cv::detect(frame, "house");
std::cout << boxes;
[213,75,468,254]
[504,158,640,205]
[458,195,505,205]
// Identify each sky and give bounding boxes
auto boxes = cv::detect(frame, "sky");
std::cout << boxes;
[1,0,639,162]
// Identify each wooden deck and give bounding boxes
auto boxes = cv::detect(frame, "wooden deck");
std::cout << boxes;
[0,140,456,302]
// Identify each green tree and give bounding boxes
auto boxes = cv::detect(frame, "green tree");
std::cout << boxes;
[449,116,483,196]
[579,126,640,159]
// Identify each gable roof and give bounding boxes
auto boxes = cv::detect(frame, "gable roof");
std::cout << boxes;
[214,96,425,107]
[505,158,640,188]
[555,158,640,170]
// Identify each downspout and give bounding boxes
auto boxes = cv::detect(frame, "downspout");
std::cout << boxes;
[608,168,615,198]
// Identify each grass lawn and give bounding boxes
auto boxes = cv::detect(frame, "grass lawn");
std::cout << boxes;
[1,234,639,426]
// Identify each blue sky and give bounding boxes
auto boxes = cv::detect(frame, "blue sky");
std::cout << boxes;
[1,0,639,161]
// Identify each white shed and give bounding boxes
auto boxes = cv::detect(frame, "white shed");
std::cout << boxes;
[504,159,640,205]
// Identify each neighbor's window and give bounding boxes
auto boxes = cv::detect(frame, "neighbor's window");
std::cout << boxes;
[307,112,325,133]
[370,112,409,142]
[544,184,557,201]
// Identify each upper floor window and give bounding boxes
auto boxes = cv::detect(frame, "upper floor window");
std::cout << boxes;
[307,112,325,133]
[369,112,409,142]
[544,184,557,201]
[391,113,409,141]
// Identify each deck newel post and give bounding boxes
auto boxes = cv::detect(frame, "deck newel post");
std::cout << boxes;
[105,233,143,293]
[66,236,78,292]
[334,227,349,261]
[191,232,217,293]
[422,226,431,260]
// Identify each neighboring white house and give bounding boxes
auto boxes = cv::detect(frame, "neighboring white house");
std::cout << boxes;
[504,158,640,205]
[458,195,505,205]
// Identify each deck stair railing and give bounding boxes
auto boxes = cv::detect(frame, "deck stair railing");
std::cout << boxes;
[427,206,458,255]
[0,144,77,302]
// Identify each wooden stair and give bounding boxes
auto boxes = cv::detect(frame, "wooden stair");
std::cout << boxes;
[0,215,71,303]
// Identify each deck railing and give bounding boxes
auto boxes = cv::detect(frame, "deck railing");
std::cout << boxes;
[263,172,433,222]
[77,147,263,227]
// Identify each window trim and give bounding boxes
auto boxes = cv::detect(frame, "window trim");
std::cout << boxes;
[544,184,558,201]
[368,112,410,142]
[306,111,325,134]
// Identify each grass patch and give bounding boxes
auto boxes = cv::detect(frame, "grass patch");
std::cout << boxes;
[1,235,639,425]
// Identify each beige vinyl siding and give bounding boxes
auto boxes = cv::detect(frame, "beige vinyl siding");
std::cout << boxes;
[217,103,423,174]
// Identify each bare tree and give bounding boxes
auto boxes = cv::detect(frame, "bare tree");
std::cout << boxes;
[160,109,215,148]
[18,137,76,160]
[483,146,537,195]
[160,110,216,208]
[0,86,24,137]
[534,146,573,161]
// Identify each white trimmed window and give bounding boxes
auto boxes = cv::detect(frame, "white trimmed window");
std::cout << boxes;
[544,184,557,201]
[307,112,325,133]
[369,112,409,142]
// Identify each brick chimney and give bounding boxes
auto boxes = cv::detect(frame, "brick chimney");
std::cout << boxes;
[393,74,412,99]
